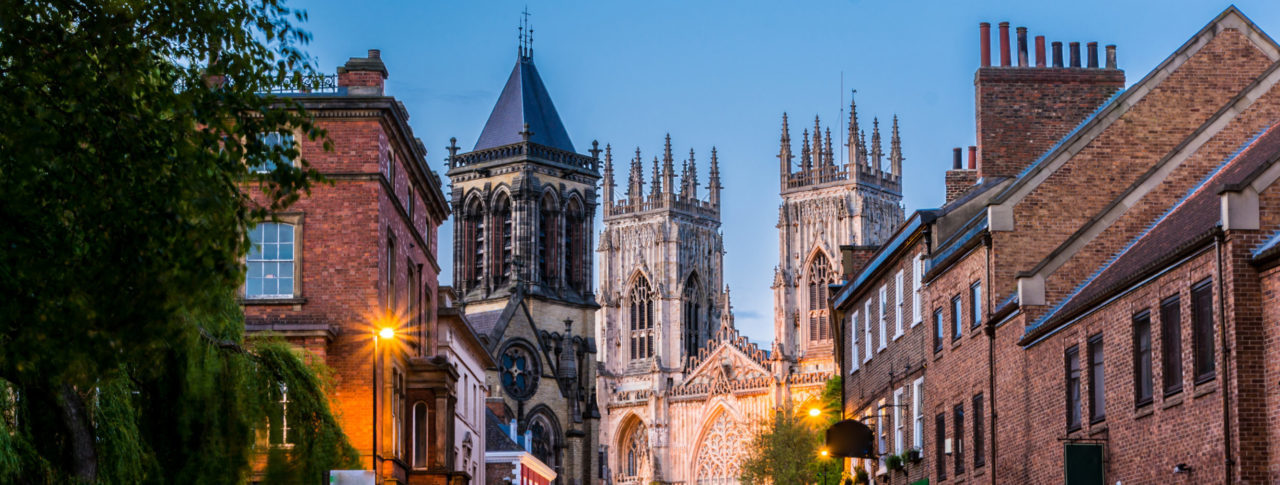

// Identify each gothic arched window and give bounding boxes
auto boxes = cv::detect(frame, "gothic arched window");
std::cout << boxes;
[563,197,586,293]
[492,193,513,286]
[694,410,743,484]
[682,273,702,360]
[538,192,559,285]
[807,252,835,342]
[630,276,655,361]
[464,197,485,290]
[528,413,559,471]
[621,420,649,480]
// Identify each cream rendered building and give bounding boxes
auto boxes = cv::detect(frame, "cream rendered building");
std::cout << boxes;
[596,101,904,485]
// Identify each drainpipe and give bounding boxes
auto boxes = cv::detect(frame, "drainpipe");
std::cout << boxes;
[982,232,997,485]
[1214,228,1233,484]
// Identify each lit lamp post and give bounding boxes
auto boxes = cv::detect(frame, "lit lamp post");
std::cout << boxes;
[818,447,830,485]
[373,326,395,476]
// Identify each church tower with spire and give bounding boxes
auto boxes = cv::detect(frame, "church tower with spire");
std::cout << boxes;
[447,24,601,484]
[773,92,905,375]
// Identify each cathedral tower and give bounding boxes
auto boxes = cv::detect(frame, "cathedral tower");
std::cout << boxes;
[448,41,600,484]
[773,94,905,373]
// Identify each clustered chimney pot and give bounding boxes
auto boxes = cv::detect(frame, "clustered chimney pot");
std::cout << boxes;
[980,22,992,67]
[968,146,977,170]
[1016,27,1029,67]
[368,49,381,60]
[1087,42,1099,68]
[953,147,963,170]
[999,22,1012,67]
[1052,41,1064,67]
[1035,36,1047,67]
[1106,45,1118,69]
[1069,42,1082,67]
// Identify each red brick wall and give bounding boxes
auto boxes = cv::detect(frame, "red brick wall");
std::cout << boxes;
[944,170,977,204]
[1261,265,1280,483]
[975,68,1123,181]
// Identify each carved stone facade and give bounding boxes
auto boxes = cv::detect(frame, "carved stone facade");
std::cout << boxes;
[773,100,905,374]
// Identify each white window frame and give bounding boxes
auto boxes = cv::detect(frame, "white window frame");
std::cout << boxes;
[863,300,873,363]
[850,310,861,372]
[878,285,888,351]
[246,222,296,299]
[912,377,924,449]
[971,280,983,328]
[893,387,905,455]
[894,270,905,339]
[251,132,294,173]
[877,398,887,454]
[912,254,924,327]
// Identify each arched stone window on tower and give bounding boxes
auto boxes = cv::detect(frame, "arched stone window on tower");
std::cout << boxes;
[618,419,650,483]
[630,276,655,362]
[538,192,559,285]
[682,273,702,361]
[563,197,586,293]
[464,197,486,291]
[807,252,836,343]
[492,193,513,286]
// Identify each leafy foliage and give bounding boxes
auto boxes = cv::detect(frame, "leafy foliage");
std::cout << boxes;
[739,376,844,484]
[0,0,355,482]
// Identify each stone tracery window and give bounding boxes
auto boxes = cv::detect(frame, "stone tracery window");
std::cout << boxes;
[492,193,513,286]
[563,197,586,293]
[463,197,485,290]
[619,420,650,482]
[682,273,702,360]
[694,410,743,484]
[528,413,559,472]
[538,192,559,285]
[499,343,538,399]
[630,276,655,361]
[807,252,836,342]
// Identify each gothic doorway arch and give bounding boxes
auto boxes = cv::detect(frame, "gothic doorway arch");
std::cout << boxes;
[614,414,651,484]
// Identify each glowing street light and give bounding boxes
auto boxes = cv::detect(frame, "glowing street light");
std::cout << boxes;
[372,325,396,475]
[820,448,830,457]
[809,407,822,417]
[378,327,395,340]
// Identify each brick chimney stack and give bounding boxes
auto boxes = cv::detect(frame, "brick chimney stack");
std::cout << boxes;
[974,22,1124,180]
[945,147,977,204]
[337,48,388,96]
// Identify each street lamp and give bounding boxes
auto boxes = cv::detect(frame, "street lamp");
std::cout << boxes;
[818,447,831,485]
[373,326,395,476]
[809,407,822,418]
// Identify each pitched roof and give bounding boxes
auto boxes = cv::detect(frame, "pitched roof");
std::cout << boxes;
[485,408,524,452]
[474,55,575,152]
[1032,121,1280,336]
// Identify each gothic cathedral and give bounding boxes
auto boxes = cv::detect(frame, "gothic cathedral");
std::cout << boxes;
[596,95,904,485]
[447,46,600,485]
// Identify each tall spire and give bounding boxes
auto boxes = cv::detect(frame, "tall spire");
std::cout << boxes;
[824,127,835,167]
[870,117,883,174]
[628,147,644,201]
[662,134,675,197]
[778,113,792,187]
[709,146,721,207]
[859,130,868,168]
[801,129,812,177]
[890,115,903,177]
[688,148,698,199]
[601,143,615,208]
[812,116,823,171]
[651,156,662,200]
[848,90,863,168]
[680,159,690,198]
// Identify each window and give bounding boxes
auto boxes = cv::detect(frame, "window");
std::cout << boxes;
[912,254,924,326]
[250,132,293,173]
[970,281,982,328]
[683,274,702,359]
[894,270,905,339]
[808,253,835,342]
[464,197,485,290]
[850,310,860,372]
[933,307,944,353]
[538,194,558,284]
[877,399,887,455]
[1191,280,1215,382]
[951,295,963,341]
[878,285,888,350]
[893,388,905,455]
[1133,311,1153,406]
[864,300,873,363]
[388,150,397,192]
[935,413,946,481]
[630,276,655,361]
[1066,345,1082,430]
[1160,296,1182,395]
[954,403,964,475]
[494,194,513,286]
[246,223,295,299]
[1088,334,1105,423]
[412,402,428,468]
[392,368,404,459]
[912,378,924,449]
[268,383,290,446]
[564,199,587,292]
[407,185,415,224]
[973,393,985,468]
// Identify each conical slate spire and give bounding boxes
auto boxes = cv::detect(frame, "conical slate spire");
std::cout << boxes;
[474,54,575,152]
[890,115,903,177]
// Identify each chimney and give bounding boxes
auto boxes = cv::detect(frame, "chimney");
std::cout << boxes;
[946,147,978,204]
[1105,45,1118,69]
[839,245,878,282]
[980,23,991,67]
[952,147,963,169]
[975,22,1124,180]
[968,146,977,170]
[337,48,388,95]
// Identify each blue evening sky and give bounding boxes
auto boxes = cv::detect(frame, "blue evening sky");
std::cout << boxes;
[295,0,1280,344]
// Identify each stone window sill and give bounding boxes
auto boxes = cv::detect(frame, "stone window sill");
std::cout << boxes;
[1134,403,1154,420]
[240,297,307,306]
[1194,379,1218,399]
[1162,393,1184,410]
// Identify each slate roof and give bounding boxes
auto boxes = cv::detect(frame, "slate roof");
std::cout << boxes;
[468,309,504,337]
[485,408,524,452]
[474,55,575,152]
[1036,121,1280,331]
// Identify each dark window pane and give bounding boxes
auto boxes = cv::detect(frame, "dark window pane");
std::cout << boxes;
[952,296,963,340]
[1191,280,1215,381]
[1134,312,1153,406]
[954,404,965,474]
[1088,335,1105,422]
[1161,297,1182,394]
[974,394,985,468]
[935,413,946,480]
[970,282,982,328]
[1066,346,1081,430]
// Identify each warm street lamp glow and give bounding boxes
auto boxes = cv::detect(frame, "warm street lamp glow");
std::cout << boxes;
[820,448,829,457]
[378,327,395,339]
[809,407,821,417]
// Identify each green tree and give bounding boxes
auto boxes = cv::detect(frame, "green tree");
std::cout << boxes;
[0,0,358,482]
[740,376,844,485]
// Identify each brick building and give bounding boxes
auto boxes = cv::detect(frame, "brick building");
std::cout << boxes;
[241,50,494,484]
[831,7,1280,484]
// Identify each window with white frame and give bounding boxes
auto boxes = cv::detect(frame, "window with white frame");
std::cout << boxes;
[877,398,887,454]
[894,270,905,339]
[878,286,888,351]
[912,254,924,326]
[863,300,873,364]
[913,378,924,449]
[250,132,294,173]
[268,382,290,446]
[850,310,860,372]
[247,222,295,299]
[893,387,905,455]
